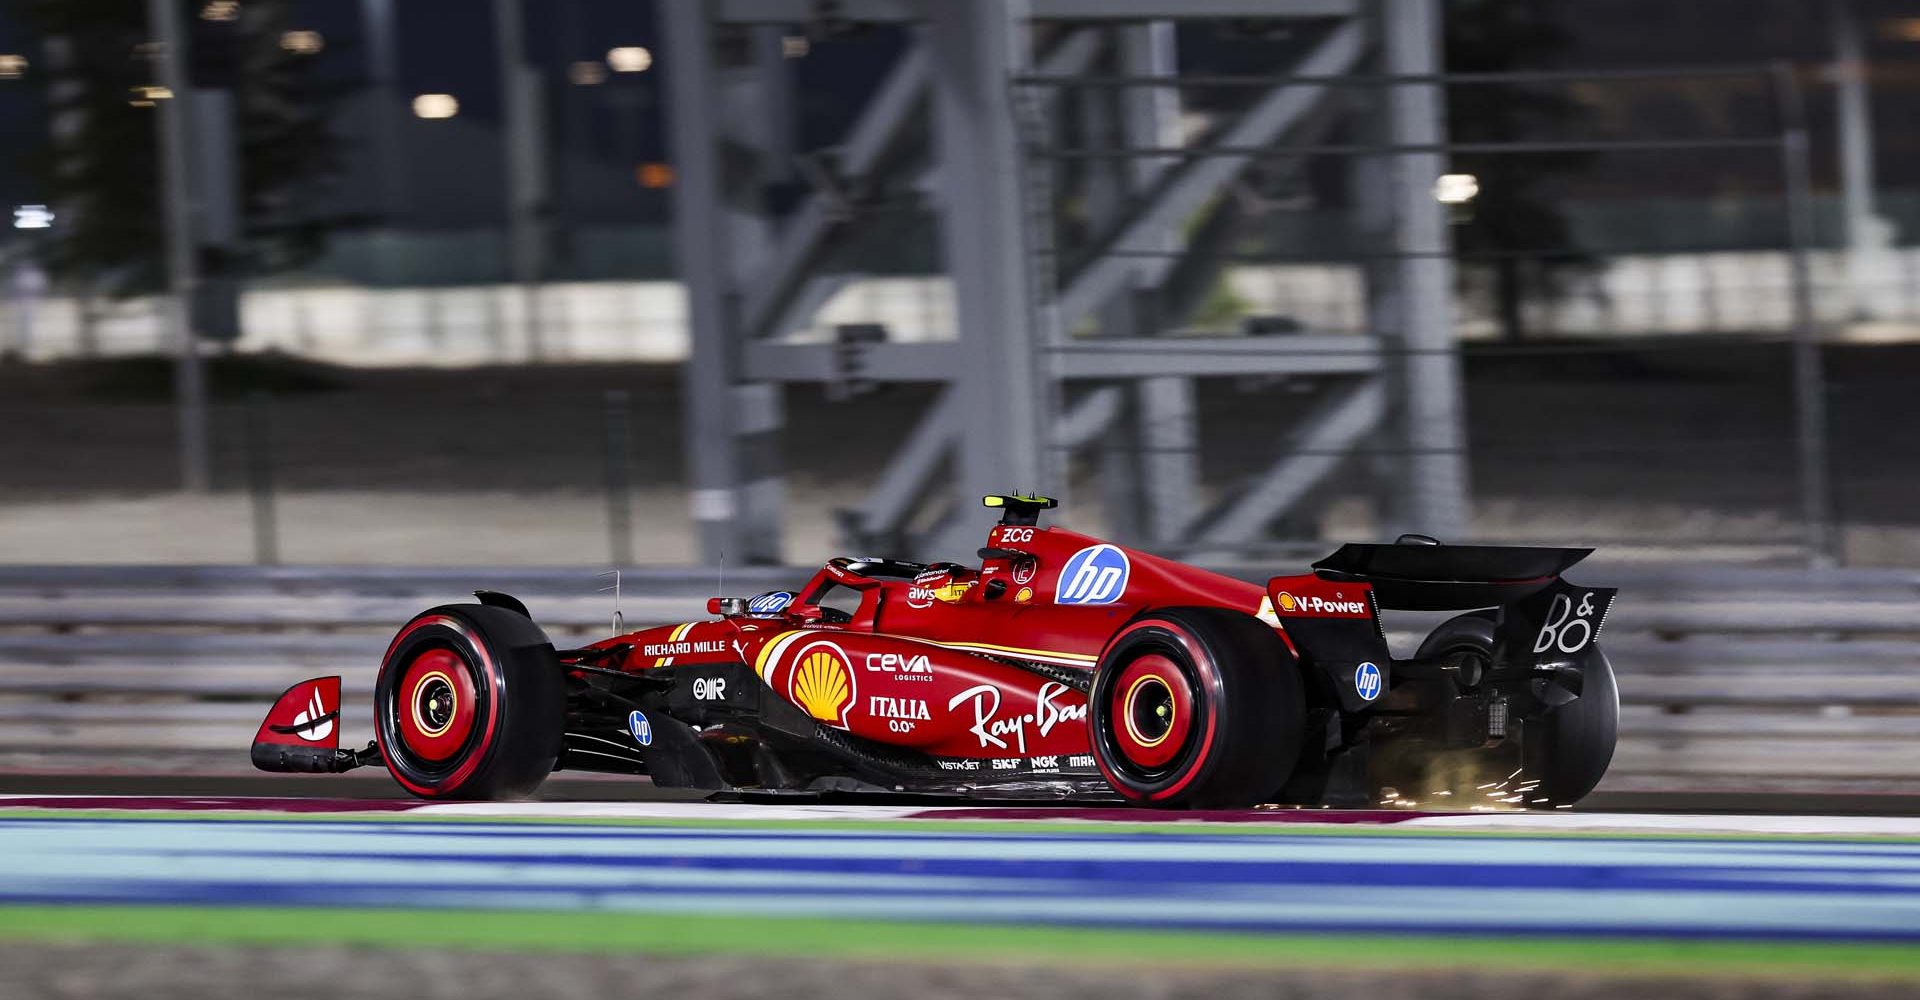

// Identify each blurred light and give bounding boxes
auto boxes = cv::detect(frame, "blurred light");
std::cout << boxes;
[129,85,173,107]
[781,35,810,59]
[1434,173,1479,204]
[0,54,26,80]
[280,30,324,56]
[1884,18,1920,42]
[12,205,53,230]
[568,61,607,86]
[606,46,652,73]
[412,93,459,119]
[635,162,676,189]
[200,1,240,22]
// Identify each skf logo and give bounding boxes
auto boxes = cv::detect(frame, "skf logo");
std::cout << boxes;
[788,640,856,728]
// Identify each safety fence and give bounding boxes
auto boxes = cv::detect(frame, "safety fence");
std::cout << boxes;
[0,563,1912,792]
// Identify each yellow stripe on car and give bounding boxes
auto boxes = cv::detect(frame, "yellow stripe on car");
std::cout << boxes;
[653,622,695,667]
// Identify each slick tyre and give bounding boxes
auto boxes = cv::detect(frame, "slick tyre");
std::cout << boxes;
[375,604,565,800]
[1416,613,1618,807]
[1522,646,1618,805]
[1090,607,1304,809]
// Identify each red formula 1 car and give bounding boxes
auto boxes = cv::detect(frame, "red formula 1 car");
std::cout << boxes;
[253,495,1620,809]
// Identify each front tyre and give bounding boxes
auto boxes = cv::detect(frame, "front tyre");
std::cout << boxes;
[1089,607,1304,809]
[375,604,565,800]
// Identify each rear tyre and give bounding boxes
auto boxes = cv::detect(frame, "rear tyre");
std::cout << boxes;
[1089,607,1304,809]
[375,604,565,800]
[1415,613,1617,808]
[1522,647,1618,805]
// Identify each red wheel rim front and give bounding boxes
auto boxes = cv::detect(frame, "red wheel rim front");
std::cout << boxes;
[396,647,477,761]
[1109,653,1194,770]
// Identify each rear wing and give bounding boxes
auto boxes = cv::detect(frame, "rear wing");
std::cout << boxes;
[1267,543,1615,710]
[1310,542,1592,611]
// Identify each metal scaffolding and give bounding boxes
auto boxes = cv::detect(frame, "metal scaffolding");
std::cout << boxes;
[661,0,1467,564]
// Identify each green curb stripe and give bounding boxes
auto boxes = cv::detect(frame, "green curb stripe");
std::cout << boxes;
[2,807,1919,844]
[0,905,1915,980]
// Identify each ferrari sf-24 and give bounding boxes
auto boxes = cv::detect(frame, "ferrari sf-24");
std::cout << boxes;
[254,494,1620,809]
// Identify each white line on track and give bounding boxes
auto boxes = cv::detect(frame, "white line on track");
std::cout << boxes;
[7,797,1920,837]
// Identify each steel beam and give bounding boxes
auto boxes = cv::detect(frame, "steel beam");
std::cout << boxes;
[1118,22,1196,544]
[740,46,930,340]
[1192,379,1384,552]
[743,341,963,382]
[1055,21,1365,333]
[747,31,1100,345]
[147,0,211,493]
[1049,335,1379,379]
[930,0,1048,506]
[1379,0,1467,539]
[715,0,1357,22]
[1032,0,1358,17]
[747,335,1380,382]
[493,0,549,359]
[663,0,755,563]
[847,389,959,548]
[1831,0,1887,322]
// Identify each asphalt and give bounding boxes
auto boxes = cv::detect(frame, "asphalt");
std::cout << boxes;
[5,795,1920,998]
[5,942,1908,1000]
[6,772,1920,816]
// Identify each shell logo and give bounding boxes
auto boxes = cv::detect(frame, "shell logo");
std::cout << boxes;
[789,640,856,728]
[1276,592,1298,612]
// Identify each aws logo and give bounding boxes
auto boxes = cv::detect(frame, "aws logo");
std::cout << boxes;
[787,639,856,728]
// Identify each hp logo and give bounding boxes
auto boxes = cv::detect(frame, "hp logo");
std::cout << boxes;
[627,710,654,747]
[1055,544,1131,606]
[747,591,793,615]
[1354,662,1383,702]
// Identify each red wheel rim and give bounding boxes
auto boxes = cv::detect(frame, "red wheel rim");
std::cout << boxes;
[1109,653,1193,770]
[396,647,477,761]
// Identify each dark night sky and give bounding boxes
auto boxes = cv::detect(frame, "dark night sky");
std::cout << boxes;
[2,1,1919,223]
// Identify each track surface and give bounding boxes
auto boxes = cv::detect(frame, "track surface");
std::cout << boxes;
[3,796,1920,980]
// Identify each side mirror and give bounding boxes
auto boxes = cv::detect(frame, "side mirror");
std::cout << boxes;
[707,597,749,616]
[789,605,826,623]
